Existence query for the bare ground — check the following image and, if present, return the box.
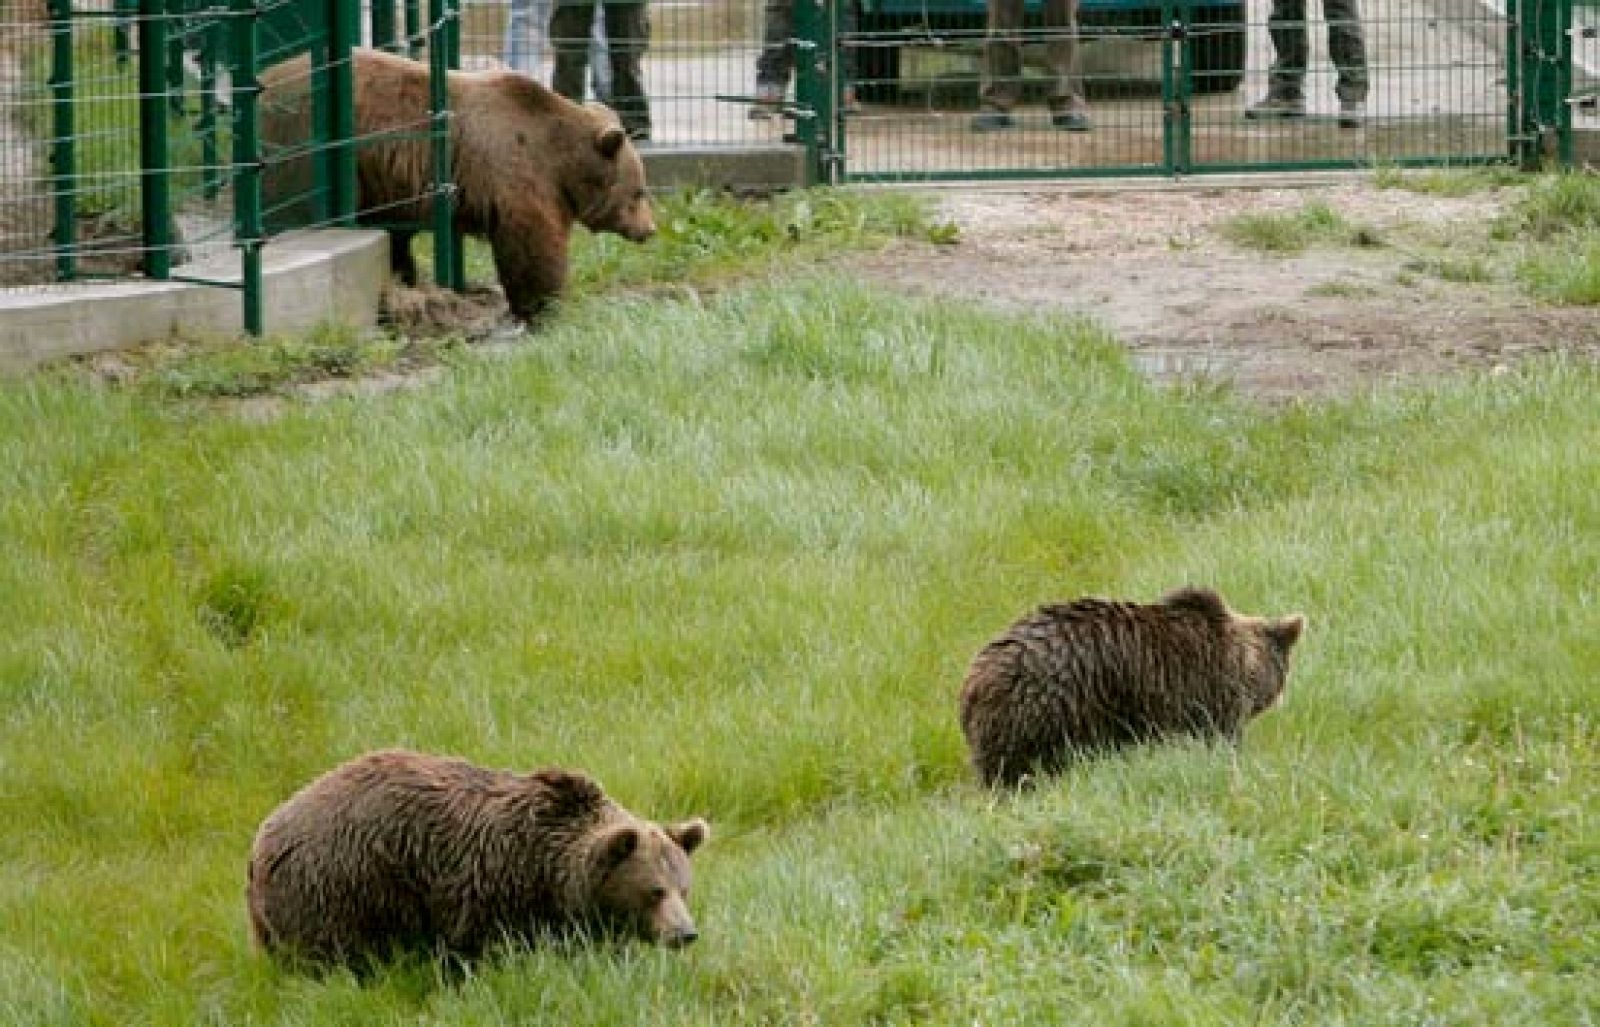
[846,179,1600,400]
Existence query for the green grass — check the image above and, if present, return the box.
[1365,172,1600,304]
[132,188,939,398]
[1517,233,1600,304]
[1218,200,1381,253]
[3,205,1599,1022]
[1372,164,1525,197]
[415,186,946,295]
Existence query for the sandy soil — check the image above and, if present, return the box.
[846,179,1600,400]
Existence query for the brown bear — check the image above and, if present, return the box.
[258,48,655,322]
[959,587,1305,787]
[247,749,708,966]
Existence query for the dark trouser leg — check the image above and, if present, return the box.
[1042,0,1086,115]
[1265,0,1308,100]
[1324,0,1368,102]
[550,0,598,101]
[605,0,651,138]
[979,0,1026,112]
[755,0,795,88]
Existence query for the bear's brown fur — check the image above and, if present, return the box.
[959,587,1305,787]
[258,48,655,322]
[247,749,708,965]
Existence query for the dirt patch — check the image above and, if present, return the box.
[381,282,513,338]
[848,180,1600,400]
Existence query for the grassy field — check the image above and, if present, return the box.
[2,183,1598,1024]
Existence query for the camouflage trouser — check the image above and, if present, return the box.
[552,0,651,137]
[978,0,1087,116]
[1266,0,1369,103]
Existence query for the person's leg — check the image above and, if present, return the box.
[550,0,597,100]
[503,0,531,72]
[590,8,613,100]
[605,0,651,139]
[755,0,795,89]
[1264,0,1307,101]
[1323,0,1368,104]
[976,0,1025,126]
[1043,0,1089,128]
[1246,0,1307,116]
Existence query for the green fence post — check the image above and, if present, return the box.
[1517,0,1574,167]
[427,0,459,290]
[329,0,359,224]
[445,0,463,282]
[1173,3,1193,174]
[792,0,834,184]
[1506,0,1521,162]
[231,0,263,335]
[48,0,75,281]
[138,0,172,279]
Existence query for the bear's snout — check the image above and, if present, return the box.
[662,926,699,948]
[621,217,655,244]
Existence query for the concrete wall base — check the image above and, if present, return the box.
[642,144,808,195]
[0,228,390,375]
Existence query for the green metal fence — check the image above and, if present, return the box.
[0,0,1588,339]
[0,0,460,334]
[812,0,1577,181]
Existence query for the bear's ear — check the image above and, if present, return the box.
[599,825,640,868]
[596,126,627,160]
[1159,586,1230,622]
[670,818,709,856]
[1267,614,1305,650]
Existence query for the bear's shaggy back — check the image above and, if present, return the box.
[959,587,1304,786]
[248,750,628,963]
[258,48,654,320]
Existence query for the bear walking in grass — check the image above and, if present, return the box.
[959,587,1305,787]
[259,48,656,323]
[247,749,708,966]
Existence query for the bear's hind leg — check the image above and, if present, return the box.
[389,229,419,287]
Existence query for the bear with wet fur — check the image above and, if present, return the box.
[247,749,708,966]
[959,587,1305,787]
[258,48,655,322]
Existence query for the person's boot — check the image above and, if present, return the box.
[971,107,1016,132]
[1245,94,1306,119]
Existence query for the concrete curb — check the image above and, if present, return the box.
[0,228,389,375]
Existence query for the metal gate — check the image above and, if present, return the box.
[789,0,1575,181]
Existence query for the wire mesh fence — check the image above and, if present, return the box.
[0,0,1588,320]
[836,0,1519,180]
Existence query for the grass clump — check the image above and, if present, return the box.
[1517,234,1600,304]
[1372,164,1525,197]
[1219,200,1379,253]
[2,273,1598,1023]
[1493,172,1600,241]
[421,186,939,297]
[131,322,432,399]
[1403,253,1492,285]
